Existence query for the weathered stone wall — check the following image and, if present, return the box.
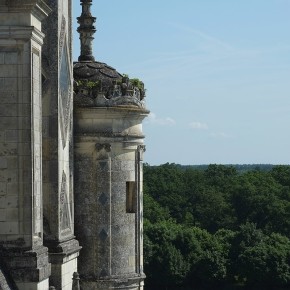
[0,2,51,289]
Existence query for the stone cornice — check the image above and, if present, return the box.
[0,26,45,45]
[74,134,146,142]
[6,0,51,20]
[74,106,150,117]
[33,0,52,20]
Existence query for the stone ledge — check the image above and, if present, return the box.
[80,273,146,290]
[0,246,51,283]
[45,238,81,264]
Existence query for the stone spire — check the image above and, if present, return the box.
[77,0,96,61]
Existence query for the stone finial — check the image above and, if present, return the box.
[72,272,81,290]
[77,0,96,61]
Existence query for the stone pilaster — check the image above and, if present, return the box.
[0,2,51,289]
[42,0,81,289]
[136,144,146,287]
[74,107,148,290]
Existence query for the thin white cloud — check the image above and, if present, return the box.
[168,23,234,51]
[146,112,176,126]
[189,122,208,130]
[123,22,290,83]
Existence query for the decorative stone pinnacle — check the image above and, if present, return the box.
[72,272,81,290]
[77,0,96,62]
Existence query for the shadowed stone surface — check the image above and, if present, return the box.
[0,264,16,290]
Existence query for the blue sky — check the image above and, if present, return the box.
[72,1,290,165]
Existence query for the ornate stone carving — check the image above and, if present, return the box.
[137,145,146,161]
[137,145,146,152]
[74,75,146,109]
[77,0,96,61]
[60,171,72,235]
[59,33,72,149]
[59,15,66,65]
[73,13,147,109]
[95,143,111,152]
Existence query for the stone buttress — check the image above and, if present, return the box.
[42,0,81,289]
[0,1,51,289]
[73,1,149,289]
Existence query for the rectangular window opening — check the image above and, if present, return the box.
[126,181,137,213]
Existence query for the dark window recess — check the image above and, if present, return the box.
[126,181,137,213]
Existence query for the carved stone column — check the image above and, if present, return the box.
[0,1,51,289]
[42,0,81,289]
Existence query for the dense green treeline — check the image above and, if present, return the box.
[162,163,275,173]
[143,163,290,290]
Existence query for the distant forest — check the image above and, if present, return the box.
[143,163,290,290]
[150,163,277,173]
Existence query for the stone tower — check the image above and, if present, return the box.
[73,1,149,289]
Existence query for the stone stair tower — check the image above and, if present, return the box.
[73,1,149,289]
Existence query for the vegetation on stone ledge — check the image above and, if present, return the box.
[130,78,145,90]
[143,163,290,290]
[76,79,100,89]
[121,74,145,91]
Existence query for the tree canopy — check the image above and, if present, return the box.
[143,163,290,289]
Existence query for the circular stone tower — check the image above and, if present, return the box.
[73,1,149,289]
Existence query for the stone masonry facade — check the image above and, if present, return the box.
[0,1,148,290]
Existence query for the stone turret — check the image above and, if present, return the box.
[73,1,149,289]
